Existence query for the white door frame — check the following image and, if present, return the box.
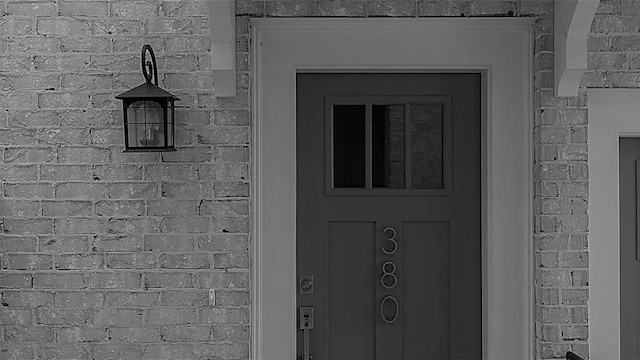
[588,89,640,360]
[251,18,535,360]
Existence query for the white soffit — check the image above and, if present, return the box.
[208,0,236,97]
[554,0,599,97]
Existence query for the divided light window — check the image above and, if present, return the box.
[326,97,452,196]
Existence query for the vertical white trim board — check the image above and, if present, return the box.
[588,89,640,360]
[251,18,535,360]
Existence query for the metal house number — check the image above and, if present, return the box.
[380,227,399,324]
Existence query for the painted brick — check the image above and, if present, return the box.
[0,18,34,35]
[146,164,198,181]
[42,165,93,181]
[213,252,250,269]
[144,234,197,252]
[561,289,589,305]
[90,272,141,289]
[560,252,589,268]
[199,163,248,181]
[0,345,33,360]
[159,216,210,233]
[37,345,91,360]
[539,324,561,341]
[144,272,193,288]
[104,291,159,307]
[8,36,60,52]
[34,273,86,289]
[211,216,249,233]
[2,290,52,307]
[161,147,212,163]
[160,289,208,306]
[0,236,37,252]
[56,326,108,343]
[37,308,90,325]
[61,36,112,53]
[196,343,250,360]
[571,270,589,286]
[6,1,56,16]
[212,181,249,197]
[212,324,249,342]
[92,19,143,36]
[197,271,249,289]
[561,325,588,341]
[147,308,197,324]
[56,183,108,199]
[106,253,157,269]
[39,235,89,253]
[94,164,144,181]
[4,219,54,234]
[94,200,145,217]
[142,344,196,360]
[108,326,160,342]
[106,218,160,234]
[8,110,59,128]
[91,344,142,359]
[536,288,560,305]
[0,200,40,217]
[107,182,157,199]
[148,199,197,216]
[165,35,210,52]
[161,182,212,198]
[0,165,37,181]
[199,234,248,251]
[570,306,589,323]
[540,307,570,323]
[111,0,159,17]
[161,325,210,342]
[54,291,104,308]
[5,148,56,164]
[91,234,143,252]
[537,268,571,287]
[199,307,249,324]
[159,253,210,269]
[570,234,588,250]
[147,18,207,35]
[57,253,104,270]
[162,0,208,17]
[213,145,250,162]
[43,200,92,217]
[4,325,54,342]
[55,217,108,234]
[540,343,572,359]
[92,308,143,325]
[4,254,53,270]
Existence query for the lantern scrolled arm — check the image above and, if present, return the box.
[115,45,179,152]
[141,44,158,86]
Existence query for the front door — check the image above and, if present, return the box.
[296,73,482,359]
[620,138,640,359]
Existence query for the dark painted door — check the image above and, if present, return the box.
[296,73,481,359]
[620,138,640,360]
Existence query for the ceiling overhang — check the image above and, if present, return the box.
[554,0,599,97]
[208,0,236,97]
[208,0,599,98]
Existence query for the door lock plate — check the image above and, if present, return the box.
[299,306,314,329]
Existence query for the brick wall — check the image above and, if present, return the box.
[0,0,638,359]
[0,1,250,359]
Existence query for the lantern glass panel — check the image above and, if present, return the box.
[126,100,165,149]
[167,100,174,147]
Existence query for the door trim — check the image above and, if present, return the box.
[251,18,535,360]
[587,89,640,360]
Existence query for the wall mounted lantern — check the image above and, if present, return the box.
[115,45,179,152]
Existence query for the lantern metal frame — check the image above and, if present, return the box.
[115,45,179,152]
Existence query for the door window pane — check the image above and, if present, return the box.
[410,103,444,189]
[333,105,366,188]
[372,104,405,188]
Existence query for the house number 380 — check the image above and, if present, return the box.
[380,227,399,324]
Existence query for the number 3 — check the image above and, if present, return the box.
[381,227,397,255]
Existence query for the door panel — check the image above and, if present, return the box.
[328,221,376,359]
[297,73,481,360]
[620,138,640,360]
